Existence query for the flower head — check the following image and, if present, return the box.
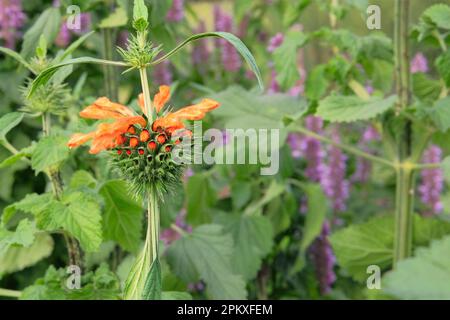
[68,85,219,196]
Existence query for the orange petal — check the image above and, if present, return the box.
[153,85,171,113]
[138,93,146,114]
[152,113,184,132]
[67,132,96,148]
[172,99,220,121]
[80,97,135,119]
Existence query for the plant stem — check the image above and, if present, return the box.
[139,67,153,120]
[147,188,160,264]
[42,112,82,268]
[102,28,119,101]
[292,125,395,168]
[0,288,21,298]
[393,0,414,266]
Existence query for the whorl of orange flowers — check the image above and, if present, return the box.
[68,85,220,154]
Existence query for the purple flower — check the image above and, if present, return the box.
[310,220,336,295]
[166,0,184,22]
[267,33,284,53]
[287,133,302,159]
[419,145,444,216]
[0,0,26,49]
[320,128,350,213]
[71,13,91,35]
[268,69,280,94]
[410,52,428,74]
[192,22,210,67]
[352,126,380,183]
[153,59,172,86]
[160,209,192,246]
[301,116,325,182]
[55,22,71,47]
[214,5,241,72]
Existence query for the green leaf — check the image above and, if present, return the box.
[2,193,54,225]
[291,184,329,274]
[31,135,70,174]
[21,7,61,59]
[186,174,217,225]
[217,214,273,280]
[133,0,149,31]
[305,65,328,100]
[330,214,450,281]
[0,152,27,169]
[422,4,450,30]
[0,234,53,276]
[99,8,128,28]
[0,219,37,255]
[38,191,103,252]
[53,31,95,64]
[99,180,143,252]
[273,30,308,90]
[69,170,97,189]
[142,258,162,300]
[28,57,129,98]
[316,95,397,123]
[412,72,441,102]
[383,235,450,299]
[151,32,263,91]
[0,47,35,73]
[244,180,285,215]
[436,50,450,87]
[35,35,47,60]
[428,97,450,132]
[0,112,24,141]
[148,0,173,26]
[167,224,247,299]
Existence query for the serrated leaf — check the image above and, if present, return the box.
[0,219,36,255]
[167,224,247,299]
[412,72,441,101]
[37,191,102,252]
[0,112,24,141]
[383,235,450,299]
[21,8,61,59]
[0,234,53,275]
[428,97,450,132]
[217,214,273,280]
[99,180,143,252]
[185,173,217,225]
[31,135,70,174]
[69,170,97,189]
[316,95,396,122]
[422,4,450,30]
[142,258,162,300]
[2,193,54,225]
[273,30,308,90]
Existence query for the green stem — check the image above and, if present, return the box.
[0,288,21,298]
[293,125,395,168]
[413,163,441,170]
[102,28,119,101]
[147,188,160,265]
[42,112,82,268]
[139,67,153,120]
[393,0,414,266]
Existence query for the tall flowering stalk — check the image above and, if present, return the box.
[166,0,184,22]
[320,128,350,214]
[192,22,210,72]
[0,0,25,49]
[418,145,444,216]
[309,221,336,295]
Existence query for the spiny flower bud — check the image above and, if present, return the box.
[140,129,150,142]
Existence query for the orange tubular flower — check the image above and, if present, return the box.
[68,97,146,154]
[68,85,219,154]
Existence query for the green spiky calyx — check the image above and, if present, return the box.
[110,123,186,199]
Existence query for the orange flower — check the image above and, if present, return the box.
[68,97,146,154]
[68,85,219,154]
